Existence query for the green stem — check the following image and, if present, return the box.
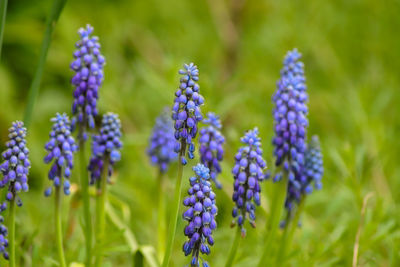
[157,170,166,261]
[225,227,242,267]
[55,184,67,267]
[94,157,110,267]
[23,0,67,127]
[8,197,15,267]
[0,0,8,60]
[257,173,288,267]
[134,250,144,267]
[79,140,93,267]
[161,150,184,267]
[276,197,305,264]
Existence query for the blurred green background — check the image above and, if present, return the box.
[1,0,400,266]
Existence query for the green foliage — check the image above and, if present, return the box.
[1,0,399,266]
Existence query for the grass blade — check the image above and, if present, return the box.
[0,0,7,60]
[23,0,68,127]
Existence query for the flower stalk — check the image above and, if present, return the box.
[225,227,241,267]
[94,156,110,267]
[162,147,184,267]
[8,197,15,267]
[55,182,67,267]
[257,173,287,267]
[79,140,93,266]
[276,197,305,264]
[157,170,166,261]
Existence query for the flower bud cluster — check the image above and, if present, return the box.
[147,108,177,173]
[231,128,267,235]
[172,63,204,165]
[199,113,225,189]
[88,112,122,185]
[70,24,105,140]
[182,164,217,267]
[44,113,77,196]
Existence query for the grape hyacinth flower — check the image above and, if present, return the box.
[199,113,225,189]
[43,113,76,267]
[147,108,178,260]
[147,108,178,173]
[272,49,308,182]
[44,113,78,196]
[70,24,105,141]
[163,63,204,267]
[182,164,217,267]
[0,121,30,264]
[0,121,30,204]
[283,135,324,220]
[172,63,204,165]
[258,49,309,267]
[302,135,323,193]
[70,24,105,266]
[231,128,267,235]
[88,112,122,185]
[89,112,122,266]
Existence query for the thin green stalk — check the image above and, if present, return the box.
[8,196,15,267]
[157,170,166,261]
[225,227,242,267]
[79,140,93,267]
[94,157,110,267]
[55,184,67,267]
[257,173,288,267]
[0,0,8,60]
[162,149,184,267]
[276,198,305,264]
[23,0,67,127]
[134,250,144,267]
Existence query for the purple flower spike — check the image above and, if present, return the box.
[272,48,309,223]
[0,121,30,260]
[283,135,324,223]
[231,128,267,235]
[199,112,225,189]
[182,164,216,267]
[88,112,122,185]
[70,24,105,141]
[44,113,78,196]
[0,121,30,200]
[147,108,178,173]
[272,48,308,178]
[303,136,324,192]
[172,63,204,165]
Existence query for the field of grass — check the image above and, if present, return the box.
[0,0,400,266]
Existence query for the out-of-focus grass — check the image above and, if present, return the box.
[1,0,400,266]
